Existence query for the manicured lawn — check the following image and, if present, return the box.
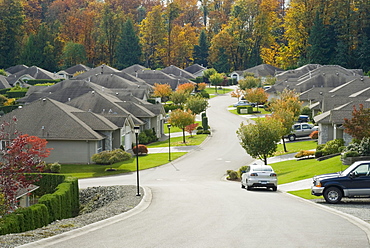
[288,189,323,200]
[60,153,186,179]
[271,156,344,185]
[204,87,233,95]
[163,121,202,133]
[274,140,317,155]
[147,134,208,148]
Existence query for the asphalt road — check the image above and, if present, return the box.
[22,93,370,247]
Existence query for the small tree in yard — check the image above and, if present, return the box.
[343,104,370,140]
[237,118,283,165]
[185,123,199,137]
[0,119,52,213]
[209,73,224,93]
[153,83,172,103]
[177,82,195,94]
[231,89,243,101]
[168,109,195,143]
[244,88,269,111]
[186,95,209,115]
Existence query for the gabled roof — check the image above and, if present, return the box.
[244,64,283,77]
[18,80,104,104]
[5,65,28,75]
[0,75,11,89]
[116,101,155,118]
[184,64,206,74]
[0,98,118,140]
[121,64,147,75]
[6,66,62,86]
[127,69,183,90]
[63,64,91,74]
[72,64,120,80]
[161,65,196,79]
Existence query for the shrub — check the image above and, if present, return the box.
[92,149,132,164]
[226,170,238,180]
[315,150,324,158]
[324,139,344,155]
[196,125,203,130]
[295,150,315,158]
[359,137,370,156]
[342,151,359,158]
[133,144,148,155]
[50,162,61,173]
[309,131,318,139]
[238,166,248,178]
[196,130,203,135]
[202,130,211,135]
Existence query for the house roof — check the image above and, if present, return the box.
[5,65,29,75]
[161,65,196,79]
[0,75,11,89]
[63,64,91,75]
[72,64,120,80]
[184,64,206,75]
[127,69,183,90]
[121,64,148,75]
[17,80,105,104]
[6,66,62,86]
[0,98,118,140]
[244,64,283,77]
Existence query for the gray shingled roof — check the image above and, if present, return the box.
[184,64,206,74]
[0,75,11,89]
[121,64,147,75]
[0,98,117,140]
[5,65,29,75]
[161,65,196,79]
[244,64,283,77]
[72,64,120,80]
[63,64,91,74]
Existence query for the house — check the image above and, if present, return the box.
[0,98,123,164]
[5,65,29,75]
[184,64,206,78]
[314,101,370,145]
[161,65,196,80]
[230,64,283,82]
[5,66,63,87]
[57,64,91,79]
[0,75,11,89]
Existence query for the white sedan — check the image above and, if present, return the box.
[241,164,278,191]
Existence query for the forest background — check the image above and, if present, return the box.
[1,0,370,74]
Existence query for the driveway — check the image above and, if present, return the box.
[23,92,370,248]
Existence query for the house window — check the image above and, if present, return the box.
[0,140,9,150]
[97,139,104,153]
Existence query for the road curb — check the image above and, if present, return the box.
[283,191,370,243]
[18,186,153,248]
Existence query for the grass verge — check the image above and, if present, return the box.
[147,134,208,148]
[288,189,323,200]
[60,152,186,179]
[274,140,317,156]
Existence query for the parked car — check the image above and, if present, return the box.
[241,164,278,191]
[285,123,318,141]
[233,100,255,107]
[311,161,370,203]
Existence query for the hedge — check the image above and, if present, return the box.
[0,175,79,235]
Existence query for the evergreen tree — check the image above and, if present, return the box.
[115,18,142,69]
[0,0,25,68]
[61,42,87,68]
[193,29,209,67]
[20,24,61,72]
[356,29,370,73]
[306,12,336,65]
[212,47,230,73]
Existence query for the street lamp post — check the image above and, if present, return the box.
[134,126,140,196]
[167,124,171,161]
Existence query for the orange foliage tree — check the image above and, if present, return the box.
[153,83,172,102]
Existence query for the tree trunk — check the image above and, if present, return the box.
[182,128,186,143]
[282,136,287,152]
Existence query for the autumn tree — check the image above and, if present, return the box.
[237,117,283,165]
[269,89,302,152]
[343,104,370,141]
[115,18,142,69]
[170,24,197,68]
[244,88,268,111]
[185,95,209,115]
[168,109,195,143]
[231,89,244,101]
[238,76,260,90]
[177,82,195,94]
[153,83,172,103]
[0,119,51,213]
[140,5,166,68]
[185,123,199,137]
[202,68,217,83]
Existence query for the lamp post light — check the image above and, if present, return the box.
[167,124,171,161]
[134,126,140,196]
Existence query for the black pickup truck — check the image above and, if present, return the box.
[311,161,370,203]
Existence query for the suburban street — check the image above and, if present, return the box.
[24,93,370,247]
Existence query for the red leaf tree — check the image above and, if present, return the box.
[185,123,199,137]
[343,104,370,140]
[0,118,52,213]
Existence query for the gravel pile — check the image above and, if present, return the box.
[0,185,143,248]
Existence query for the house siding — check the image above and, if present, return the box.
[46,140,98,164]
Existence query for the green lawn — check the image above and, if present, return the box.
[204,87,233,95]
[274,140,317,156]
[60,153,186,179]
[147,134,208,148]
[271,155,344,185]
[163,121,202,133]
[288,189,323,200]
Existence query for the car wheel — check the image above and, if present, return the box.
[271,186,277,191]
[288,134,296,141]
[247,185,253,190]
[241,183,245,189]
[323,187,342,204]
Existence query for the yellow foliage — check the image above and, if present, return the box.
[3,98,16,106]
